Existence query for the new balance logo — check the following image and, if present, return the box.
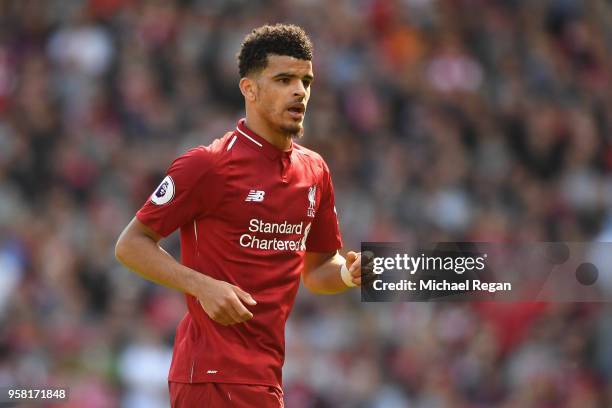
[245,190,265,202]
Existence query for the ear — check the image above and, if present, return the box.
[239,77,257,102]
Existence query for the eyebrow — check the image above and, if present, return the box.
[272,72,314,81]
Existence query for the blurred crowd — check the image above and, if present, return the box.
[0,0,611,406]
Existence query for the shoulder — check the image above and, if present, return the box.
[169,132,234,176]
[293,143,330,174]
[185,131,234,159]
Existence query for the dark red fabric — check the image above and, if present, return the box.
[169,382,284,408]
[136,119,342,389]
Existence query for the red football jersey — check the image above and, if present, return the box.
[136,119,342,389]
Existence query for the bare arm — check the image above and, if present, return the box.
[302,250,361,294]
[115,217,199,292]
[115,217,256,325]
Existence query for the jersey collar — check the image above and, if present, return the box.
[236,119,293,161]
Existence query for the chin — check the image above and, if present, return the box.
[280,123,304,138]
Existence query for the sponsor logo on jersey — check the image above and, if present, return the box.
[151,175,175,205]
[300,222,312,250]
[307,185,316,217]
[245,190,265,202]
[239,218,311,251]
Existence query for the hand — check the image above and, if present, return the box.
[346,251,362,286]
[196,276,257,326]
[345,250,375,287]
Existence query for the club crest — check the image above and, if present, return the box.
[307,185,316,217]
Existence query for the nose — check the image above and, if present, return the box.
[293,81,306,99]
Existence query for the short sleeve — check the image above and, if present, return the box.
[136,147,219,237]
[305,161,343,252]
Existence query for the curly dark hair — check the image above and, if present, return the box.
[238,24,313,78]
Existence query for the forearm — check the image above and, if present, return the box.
[115,230,205,296]
[303,252,349,294]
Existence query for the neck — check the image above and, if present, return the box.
[244,113,292,151]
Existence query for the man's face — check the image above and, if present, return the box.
[251,55,313,137]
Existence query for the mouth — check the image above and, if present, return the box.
[287,103,305,119]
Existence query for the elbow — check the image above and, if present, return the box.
[301,271,316,293]
[302,270,330,294]
[114,234,129,265]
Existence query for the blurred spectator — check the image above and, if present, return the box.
[0,0,611,406]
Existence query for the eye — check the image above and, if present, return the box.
[278,78,290,84]
[302,80,311,88]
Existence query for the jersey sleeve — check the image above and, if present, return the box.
[305,161,343,252]
[136,147,220,238]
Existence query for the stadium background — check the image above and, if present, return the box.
[0,0,611,406]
